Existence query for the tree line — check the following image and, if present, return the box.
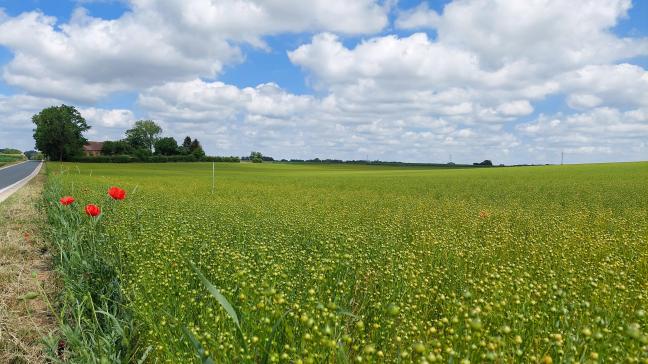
[31,104,238,162]
[101,119,206,159]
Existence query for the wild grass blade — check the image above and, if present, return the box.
[189,260,241,330]
[261,310,291,364]
[182,327,215,364]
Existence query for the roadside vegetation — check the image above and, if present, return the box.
[0,149,27,167]
[41,167,143,362]
[45,161,648,362]
[0,169,56,363]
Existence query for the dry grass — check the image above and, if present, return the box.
[0,170,57,363]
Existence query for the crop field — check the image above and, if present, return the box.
[48,162,648,363]
[0,153,25,167]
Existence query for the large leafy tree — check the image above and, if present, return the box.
[32,105,90,161]
[125,120,162,153]
[102,140,133,155]
[154,137,179,156]
[250,151,263,163]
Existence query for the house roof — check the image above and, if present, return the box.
[83,141,104,152]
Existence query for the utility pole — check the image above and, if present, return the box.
[211,162,215,194]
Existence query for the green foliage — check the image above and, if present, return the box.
[132,148,153,160]
[70,155,136,163]
[125,120,162,153]
[102,140,133,156]
[32,104,90,161]
[250,151,263,163]
[154,137,179,156]
[192,146,206,159]
[0,148,22,154]
[474,159,494,166]
[24,150,44,160]
[201,156,240,163]
[181,136,193,154]
[0,154,25,163]
[42,172,144,362]
[189,261,242,331]
[70,155,240,163]
[51,162,648,362]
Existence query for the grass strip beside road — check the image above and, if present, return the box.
[0,168,57,363]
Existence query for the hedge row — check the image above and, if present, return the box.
[69,155,240,163]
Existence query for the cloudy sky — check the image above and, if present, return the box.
[0,0,647,164]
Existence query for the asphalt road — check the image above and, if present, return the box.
[0,161,41,190]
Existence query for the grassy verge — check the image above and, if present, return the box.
[0,168,56,362]
[0,154,26,167]
[42,165,145,362]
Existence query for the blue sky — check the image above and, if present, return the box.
[0,0,647,164]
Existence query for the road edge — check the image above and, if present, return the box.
[0,161,43,203]
[0,159,28,171]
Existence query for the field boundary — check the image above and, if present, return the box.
[0,159,28,171]
[0,167,57,363]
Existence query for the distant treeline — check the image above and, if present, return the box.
[70,155,240,163]
[0,148,22,155]
[266,158,495,168]
[241,153,507,167]
[0,148,43,161]
[243,156,555,167]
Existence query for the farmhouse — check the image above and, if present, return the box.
[83,141,104,157]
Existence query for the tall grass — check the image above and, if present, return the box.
[0,153,26,166]
[41,167,148,362]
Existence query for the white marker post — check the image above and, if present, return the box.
[212,162,215,194]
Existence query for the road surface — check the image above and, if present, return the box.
[0,161,42,203]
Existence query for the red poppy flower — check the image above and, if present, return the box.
[85,204,101,217]
[60,196,75,205]
[108,186,126,200]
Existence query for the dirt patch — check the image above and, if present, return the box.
[0,169,57,363]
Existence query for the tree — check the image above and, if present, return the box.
[181,136,192,154]
[189,138,199,152]
[190,138,205,158]
[32,105,90,161]
[23,150,37,159]
[102,140,132,155]
[192,145,206,159]
[473,160,493,166]
[155,137,179,156]
[0,148,22,154]
[24,150,44,160]
[125,120,162,153]
[250,151,263,163]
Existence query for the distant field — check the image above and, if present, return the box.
[0,153,25,167]
[51,162,648,362]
